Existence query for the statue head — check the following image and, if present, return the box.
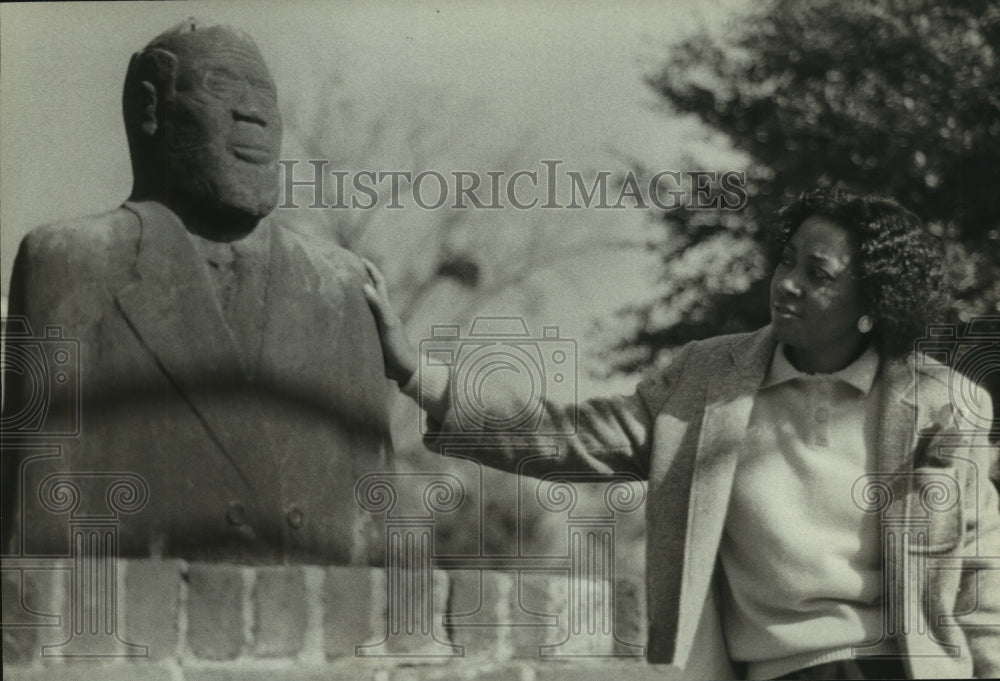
[123,19,283,240]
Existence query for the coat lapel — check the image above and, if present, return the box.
[675,326,777,663]
[114,200,280,504]
[871,355,921,557]
[875,355,919,476]
[253,225,334,385]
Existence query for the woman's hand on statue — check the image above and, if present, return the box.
[362,259,418,385]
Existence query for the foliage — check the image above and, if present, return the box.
[613,0,1000,373]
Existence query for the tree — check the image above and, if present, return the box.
[612,0,1000,374]
[277,83,646,561]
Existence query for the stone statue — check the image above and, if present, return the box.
[1,20,391,564]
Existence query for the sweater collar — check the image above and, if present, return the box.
[762,342,880,395]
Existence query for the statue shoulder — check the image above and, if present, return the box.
[271,224,368,284]
[18,207,138,270]
[9,208,138,322]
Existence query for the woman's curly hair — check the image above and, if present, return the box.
[767,187,949,359]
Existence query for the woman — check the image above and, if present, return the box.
[364,187,1000,680]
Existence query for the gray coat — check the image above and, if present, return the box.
[424,325,1000,679]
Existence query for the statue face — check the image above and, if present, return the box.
[164,29,282,229]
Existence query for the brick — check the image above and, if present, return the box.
[508,572,562,658]
[253,566,307,657]
[445,570,508,655]
[532,661,684,681]
[326,566,455,659]
[1,628,36,668]
[185,563,244,660]
[123,559,181,660]
[533,575,615,657]
[388,664,473,681]
[612,577,646,656]
[1,566,67,665]
[446,570,569,659]
[44,556,148,658]
[385,661,533,681]
[2,628,35,668]
[378,569,453,657]
[3,662,173,681]
[467,663,533,681]
[323,566,378,659]
[185,667,379,681]
[2,568,39,665]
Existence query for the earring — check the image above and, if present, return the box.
[857,315,874,334]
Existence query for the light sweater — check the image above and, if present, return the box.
[721,343,894,680]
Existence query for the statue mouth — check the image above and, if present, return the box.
[231,145,274,164]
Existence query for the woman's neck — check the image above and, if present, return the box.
[785,336,872,374]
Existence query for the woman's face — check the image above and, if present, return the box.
[770,215,870,371]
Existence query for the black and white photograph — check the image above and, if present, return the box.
[2,1,999,680]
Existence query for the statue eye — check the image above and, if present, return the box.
[203,69,241,97]
[249,78,278,101]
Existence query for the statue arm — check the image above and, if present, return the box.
[2,234,39,552]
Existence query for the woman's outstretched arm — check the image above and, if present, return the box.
[362,259,690,479]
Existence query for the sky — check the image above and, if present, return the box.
[0,0,751,394]
[0,0,748,281]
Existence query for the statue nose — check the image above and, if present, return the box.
[232,86,272,128]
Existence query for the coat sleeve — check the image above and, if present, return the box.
[1,229,59,552]
[1,220,111,553]
[953,387,1000,678]
[1,237,30,552]
[409,343,695,480]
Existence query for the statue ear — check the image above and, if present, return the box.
[139,81,158,136]
[123,49,177,140]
